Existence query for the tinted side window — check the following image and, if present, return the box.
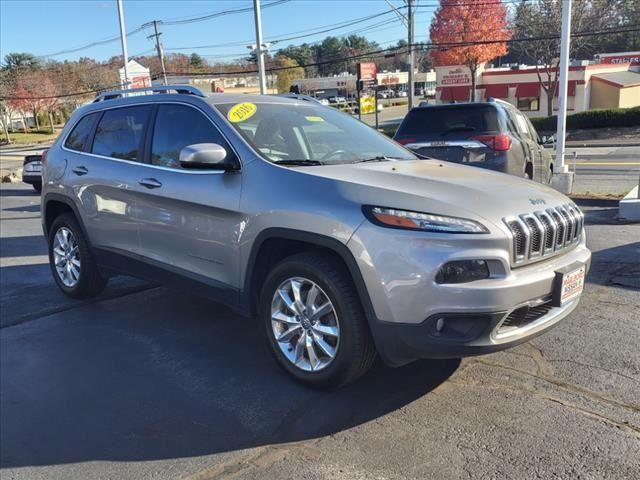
[92,106,151,161]
[64,113,98,152]
[513,111,532,139]
[151,104,229,168]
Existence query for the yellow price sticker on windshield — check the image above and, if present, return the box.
[305,116,324,122]
[228,102,257,123]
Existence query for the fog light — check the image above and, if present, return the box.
[435,317,445,333]
[435,260,489,284]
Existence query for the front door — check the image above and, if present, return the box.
[134,103,243,291]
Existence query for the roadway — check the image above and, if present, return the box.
[1,183,638,479]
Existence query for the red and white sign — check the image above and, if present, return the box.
[441,67,471,85]
[596,52,640,66]
[358,62,377,81]
[560,265,586,305]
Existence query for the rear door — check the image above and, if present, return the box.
[511,109,540,180]
[134,102,243,292]
[524,115,553,183]
[64,105,152,255]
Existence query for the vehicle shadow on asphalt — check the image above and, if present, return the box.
[0,287,459,468]
[587,241,640,291]
[0,234,46,257]
[0,188,38,197]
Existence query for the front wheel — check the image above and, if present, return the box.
[48,213,107,299]
[260,252,376,388]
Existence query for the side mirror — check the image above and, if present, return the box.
[540,135,555,145]
[179,143,238,171]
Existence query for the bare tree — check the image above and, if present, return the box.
[511,0,617,117]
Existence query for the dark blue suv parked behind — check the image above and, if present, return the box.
[394,99,554,183]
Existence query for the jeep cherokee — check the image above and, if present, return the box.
[42,85,590,388]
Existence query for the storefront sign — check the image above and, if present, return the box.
[441,68,471,85]
[358,62,377,81]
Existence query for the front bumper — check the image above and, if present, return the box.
[22,174,41,185]
[348,221,591,366]
[368,295,581,366]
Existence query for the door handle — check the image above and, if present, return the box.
[138,178,162,189]
[72,166,88,176]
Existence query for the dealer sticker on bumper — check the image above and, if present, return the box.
[554,264,586,306]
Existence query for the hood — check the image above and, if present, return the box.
[298,159,573,230]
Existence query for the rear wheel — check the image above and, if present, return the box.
[48,213,107,299]
[525,162,534,180]
[261,252,376,388]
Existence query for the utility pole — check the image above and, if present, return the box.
[147,20,168,85]
[407,0,414,111]
[253,0,267,94]
[116,0,130,90]
[553,0,574,193]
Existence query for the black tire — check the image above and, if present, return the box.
[260,251,376,389]
[32,182,42,193]
[525,162,534,180]
[48,213,107,299]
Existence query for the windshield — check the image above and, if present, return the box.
[214,101,415,165]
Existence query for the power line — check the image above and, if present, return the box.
[165,8,406,52]
[34,0,292,59]
[161,0,291,25]
[5,25,640,101]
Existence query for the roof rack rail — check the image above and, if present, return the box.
[486,97,511,106]
[93,84,206,103]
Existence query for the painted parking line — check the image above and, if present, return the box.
[0,255,48,267]
[572,162,640,166]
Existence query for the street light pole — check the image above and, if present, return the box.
[253,0,267,94]
[407,0,414,110]
[553,0,574,193]
[116,0,130,90]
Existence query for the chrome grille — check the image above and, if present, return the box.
[504,204,584,266]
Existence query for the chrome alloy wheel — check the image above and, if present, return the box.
[52,227,81,287]
[271,277,340,372]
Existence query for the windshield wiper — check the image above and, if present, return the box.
[272,159,324,166]
[356,156,404,163]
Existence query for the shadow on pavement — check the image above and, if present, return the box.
[587,241,640,291]
[0,234,47,257]
[0,287,459,468]
[0,188,38,197]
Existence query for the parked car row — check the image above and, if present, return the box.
[41,85,589,389]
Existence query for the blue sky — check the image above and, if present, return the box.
[0,0,437,63]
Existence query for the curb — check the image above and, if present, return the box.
[570,197,621,207]
[565,142,640,148]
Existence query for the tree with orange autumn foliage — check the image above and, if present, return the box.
[430,0,511,101]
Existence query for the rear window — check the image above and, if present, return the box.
[64,113,98,152]
[91,106,151,161]
[398,106,500,136]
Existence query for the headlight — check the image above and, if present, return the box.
[363,206,489,234]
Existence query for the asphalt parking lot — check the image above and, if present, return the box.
[1,184,638,480]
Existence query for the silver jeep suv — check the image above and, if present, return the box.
[42,85,591,388]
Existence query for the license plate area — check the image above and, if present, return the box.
[24,161,42,173]
[552,263,586,307]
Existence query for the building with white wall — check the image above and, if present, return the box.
[434,53,640,117]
